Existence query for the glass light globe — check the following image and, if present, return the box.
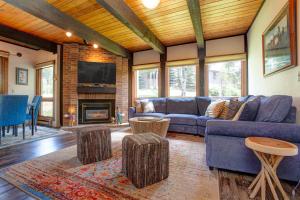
[142,0,160,9]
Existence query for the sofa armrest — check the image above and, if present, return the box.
[128,107,136,119]
[206,120,300,143]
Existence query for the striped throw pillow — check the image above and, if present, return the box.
[205,100,226,118]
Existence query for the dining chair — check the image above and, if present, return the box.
[0,95,28,144]
[26,96,42,135]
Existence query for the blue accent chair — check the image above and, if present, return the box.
[26,96,42,135]
[0,95,29,144]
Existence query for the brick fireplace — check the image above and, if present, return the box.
[62,43,128,126]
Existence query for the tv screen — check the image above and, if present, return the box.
[78,61,116,84]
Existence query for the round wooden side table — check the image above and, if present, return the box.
[245,137,298,200]
[129,117,170,137]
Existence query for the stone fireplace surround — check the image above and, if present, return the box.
[62,43,128,126]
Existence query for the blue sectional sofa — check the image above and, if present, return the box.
[129,97,212,136]
[206,95,300,182]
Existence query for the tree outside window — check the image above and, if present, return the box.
[168,65,196,97]
[208,60,242,97]
[136,68,159,98]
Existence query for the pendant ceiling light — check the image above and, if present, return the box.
[142,0,160,9]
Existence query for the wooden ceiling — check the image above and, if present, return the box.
[0,0,264,53]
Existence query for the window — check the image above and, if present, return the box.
[37,64,54,118]
[168,64,197,97]
[135,68,159,98]
[207,60,244,97]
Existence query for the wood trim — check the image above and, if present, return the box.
[4,0,129,57]
[131,70,137,106]
[132,63,160,70]
[35,60,55,69]
[160,49,167,97]
[166,58,199,66]
[0,57,9,94]
[205,53,247,63]
[241,60,247,96]
[0,50,9,58]
[186,0,204,48]
[96,0,165,54]
[198,46,205,96]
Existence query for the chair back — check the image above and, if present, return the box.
[0,95,28,126]
[31,96,42,124]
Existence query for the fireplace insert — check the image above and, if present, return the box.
[78,99,115,124]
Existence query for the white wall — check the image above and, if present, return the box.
[206,35,245,57]
[247,0,300,124]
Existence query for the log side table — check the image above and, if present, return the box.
[129,117,170,137]
[245,137,298,200]
[74,126,112,165]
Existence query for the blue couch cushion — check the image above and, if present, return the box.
[255,95,293,122]
[239,97,260,121]
[149,98,167,113]
[283,106,297,123]
[165,114,198,125]
[167,98,198,115]
[134,112,165,118]
[196,96,211,115]
[238,95,253,102]
[197,116,214,126]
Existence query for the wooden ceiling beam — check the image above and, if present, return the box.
[4,0,130,57]
[0,24,57,53]
[96,0,165,54]
[186,0,204,48]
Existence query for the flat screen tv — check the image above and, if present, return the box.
[78,61,116,85]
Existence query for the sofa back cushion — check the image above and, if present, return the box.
[238,97,261,121]
[167,98,198,115]
[195,96,211,115]
[149,98,167,113]
[283,106,297,123]
[255,95,293,122]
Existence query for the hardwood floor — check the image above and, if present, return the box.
[0,132,299,200]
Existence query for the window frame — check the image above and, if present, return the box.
[204,54,247,98]
[131,63,161,104]
[35,61,55,123]
[165,59,200,97]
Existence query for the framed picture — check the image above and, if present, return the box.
[16,67,28,85]
[262,0,297,76]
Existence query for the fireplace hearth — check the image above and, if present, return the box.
[78,99,115,124]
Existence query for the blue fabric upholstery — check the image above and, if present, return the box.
[238,95,253,102]
[198,126,206,136]
[239,97,260,121]
[195,97,211,115]
[165,114,198,126]
[206,135,300,181]
[283,106,297,123]
[255,95,293,122]
[26,96,42,127]
[168,124,198,135]
[166,98,198,115]
[0,95,28,126]
[197,116,214,126]
[206,120,300,143]
[149,98,167,113]
[133,112,166,118]
[128,107,136,119]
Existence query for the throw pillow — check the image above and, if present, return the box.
[226,99,244,120]
[238,97,261,121]
[232,103,246,121]
[205,101,226,118]
[141,101,155,113]
[134,100,143,113]
[219,100,230,119]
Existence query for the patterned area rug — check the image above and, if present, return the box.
[0,126,70,149]
[0,129,219,200]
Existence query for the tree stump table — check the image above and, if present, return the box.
[122,132,169,188]
[129,117,170,137]
[74,126,112,165]
[245,137,298,200]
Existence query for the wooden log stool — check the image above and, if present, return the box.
[122,132,169,188]
[245,137,298,200]
[75,126,112,165]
